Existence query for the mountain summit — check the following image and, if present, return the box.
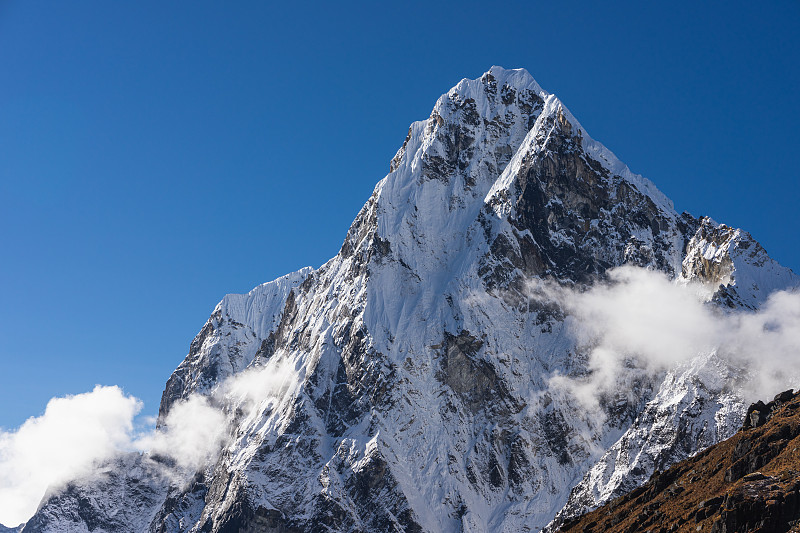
[22,67,798,532]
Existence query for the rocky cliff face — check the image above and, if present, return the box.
[20,67,799,533]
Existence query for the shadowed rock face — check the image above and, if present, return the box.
[556,389,800,533]
[20,68,799,533]
[508,111,679,282]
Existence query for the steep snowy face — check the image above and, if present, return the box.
[159,267,312,417]
[23,454,173,533]
[376,67,547,269]
[22,67,799,533]
[547,352,747,530]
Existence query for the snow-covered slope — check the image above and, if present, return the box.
[21,67,798,533]
[158,267,313,418]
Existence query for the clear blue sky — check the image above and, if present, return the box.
[1,1,798,429]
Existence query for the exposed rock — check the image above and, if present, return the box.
[742,390,796,430]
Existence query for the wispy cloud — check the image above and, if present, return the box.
[529,266,800,411]
[133,394,227,472]
[0,357,299,527]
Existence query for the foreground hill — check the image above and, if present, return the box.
[557,390,800,533]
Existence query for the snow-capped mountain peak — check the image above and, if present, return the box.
[21,67,798,533]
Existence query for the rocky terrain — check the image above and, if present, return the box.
[556,389,800,533]
[16,67,799,532]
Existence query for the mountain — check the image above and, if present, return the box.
[556,389,800,533]
[19,67,799,532]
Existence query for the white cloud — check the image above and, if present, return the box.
[0,357,302,527]
[0,386,141,527]
[133,395,227,472]
[221,358,298,415]
[0,386,230,527]
[727,289,800,398]
[530,266,800,410]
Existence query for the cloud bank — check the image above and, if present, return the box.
[0,386,142,527]
[0,358,297,527]
[530,266,800,410]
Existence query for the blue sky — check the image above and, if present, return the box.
[1,1,798,429]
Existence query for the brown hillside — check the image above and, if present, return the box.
[557,390,800,533]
